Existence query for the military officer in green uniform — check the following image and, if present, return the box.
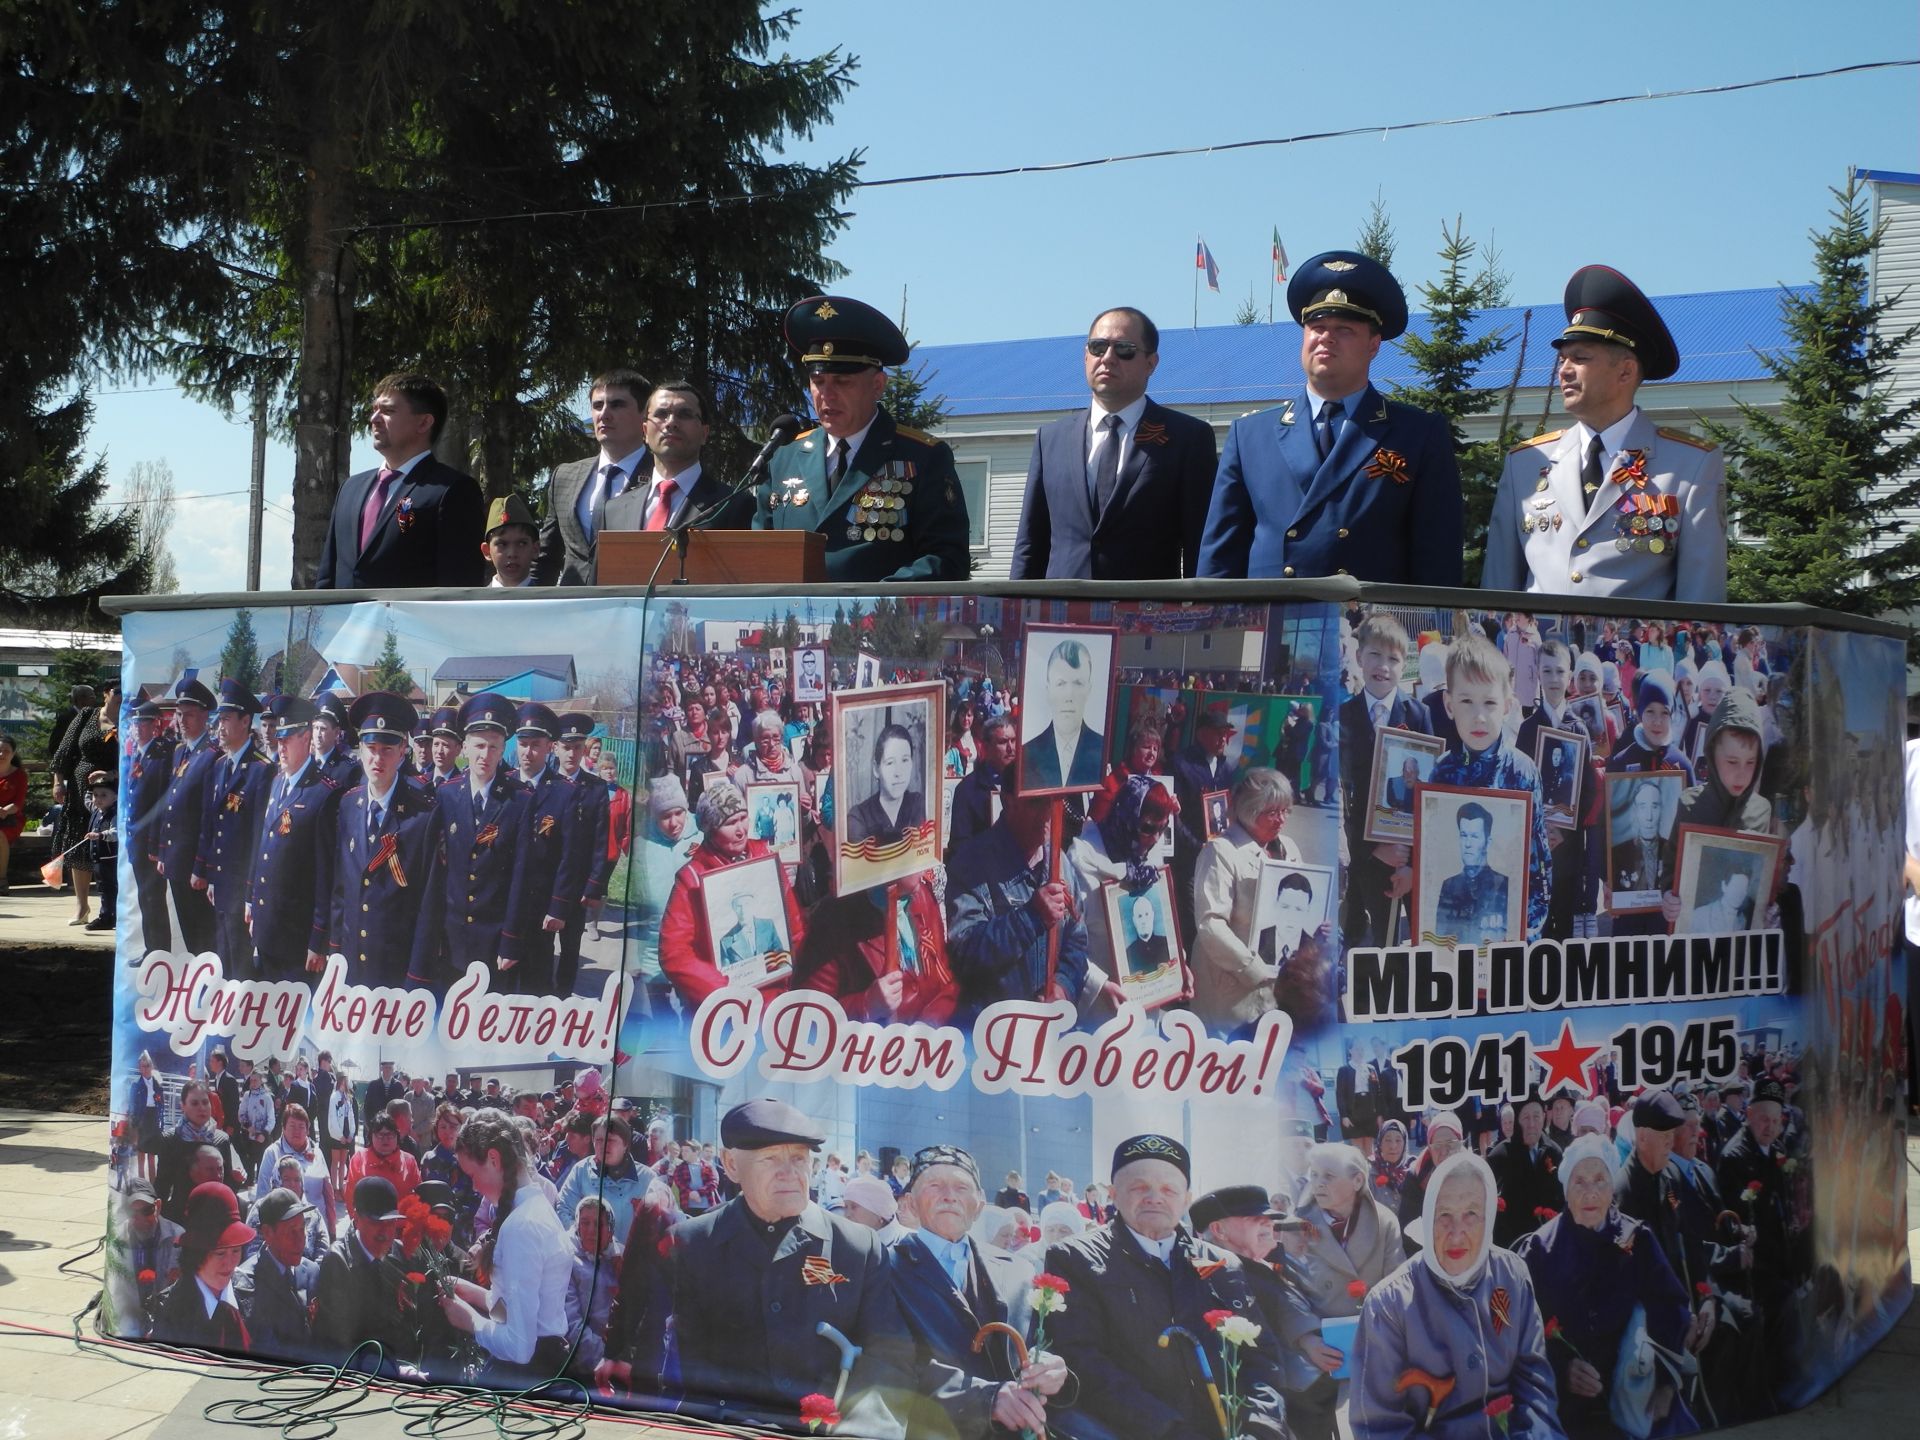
[755,295,971,582]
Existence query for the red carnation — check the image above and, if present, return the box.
[799,1392,841,1431]
[1346,1280,1367,1300]
[404,1271,427,1285]
[425,1216,453,1248]
[1374,1174,1389,1187]
[1695,1281,1712,1298]
[1203,1308,1234,1329]
[137,1268,157,1286]
[1032,1273,1071,1295]
[1544,1317,1561,1340]
[1485,1395,1514,1417]
[1744,1181,1763,1196]
[1496,1197,1507,1212]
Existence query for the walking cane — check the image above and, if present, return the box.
[1157,1325,1230,1438]
[815,1320,862,1413]
[971,1322,1038,1440]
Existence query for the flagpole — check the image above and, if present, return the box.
[1193,235,1199,330]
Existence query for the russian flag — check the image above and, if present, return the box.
[1272,227,1289,282]
[1195,238,1220,292]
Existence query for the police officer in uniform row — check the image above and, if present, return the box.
[246,695,341,981]
[326,693,437,990]
[312,693,363,792]
[195,680,274,974]
[1484,264,1727,602]
[126,699,177,955]
[154,678,219,958]
[756,295,971,582]
[553,710,615,996]
[1199,250,1463,585]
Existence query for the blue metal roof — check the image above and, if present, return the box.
[911,286,1806,417]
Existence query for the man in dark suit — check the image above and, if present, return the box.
[889,1144,1077,1439]
[313,372,485,589]
[756,295,970,582]
[361,1059,405,1137]
[507,702,589,995]
[1434,802,1512,948]
[196,680,275,972]
[126,700,177,953]
[1010,306,1218,579]
[597,379,755,560]
[537,367,649,585]
[664,1098,912,1434]
[156,678,220,957]
[312,1175,418,1376]
[949,716,1016,851]
[1044,1135,1288,1440]
[1198,251,1462,583]
[246,695,339,980]
[310,693,362,792]
[716,892,783,972]
[1487,1095,1564,1249]
[233,1187,318,1360]
[1020,638,1105,791]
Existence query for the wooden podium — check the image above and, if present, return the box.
[595,530,827,586]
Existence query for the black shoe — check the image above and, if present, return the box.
[85,916,114,932]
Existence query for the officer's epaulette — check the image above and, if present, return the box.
[793,426,819,442]
[318,772,338,791]
[1657,426,1714,450]
[1511,429,1563,452]
[893,424,938,445]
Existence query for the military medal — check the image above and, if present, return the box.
[863,527,876,541]
[890,527,905,542]
[537,814,555,837]
[1650,537,1665,554]
[1535,477,1549,493]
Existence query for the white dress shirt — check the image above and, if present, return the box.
[470,1183,574,1365]
[1085,394,1149,476]
[643,461,704,528]
[576,446,647,535]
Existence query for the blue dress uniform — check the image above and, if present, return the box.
[507,703,588,997]
[1198,252,1463,584]
[554,712,612,999]
[1483,265,1727,603]
[413,692,533,990]
[326,693,435,989]
[157,680,220,957]
[754,296,970,582]
[195,682,274,973]
[246,696,341,981]
[312,693,364,792]
[126,703,177,954]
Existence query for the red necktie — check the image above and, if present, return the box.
[645,480,677,531]
[359,468,398,553]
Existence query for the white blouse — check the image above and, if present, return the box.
[471,1183,574,1365]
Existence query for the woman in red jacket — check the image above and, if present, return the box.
[657,780,806,1008]
[0,734,25,893]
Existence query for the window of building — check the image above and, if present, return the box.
[954,459,989,547]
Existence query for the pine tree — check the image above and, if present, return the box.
[882,343,951,433]
[1391,218,1519,584]
[1357,194,1397,270]
[219,609,262,693]
[1233,290,1261,326]
[1704,175,1920,647]
[828,603,854,658]
[365,628,413,695]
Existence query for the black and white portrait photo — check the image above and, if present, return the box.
[854,652,882,690]
[1365,726,1446,845]
[1675,825,1784,935]
[697,853,794,989]
[746,780,801,869]
[1533,725,1587,829]
[1101,867,1185,1010]
[1603,771,1684,912]
[1255,860,1335,962]
[792,644,828,703]
[1414,785,1531,950]
[1017,625,1117,796]
[831,680,943,896]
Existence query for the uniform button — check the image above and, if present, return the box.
[769,1301,782,1314]
[1336,568,1349,576]
[1570,571,1583,582]
[362,904,369,914]
[1337,528,1350,538]
[360,930,367,939]
[1283,566,1295,577]
[1576,539,1588,550]
[1286,528,1298,539]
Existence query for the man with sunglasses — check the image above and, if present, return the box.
[755,294,971,582]
[1198,250,1462,584]
[1010,307,1218,579]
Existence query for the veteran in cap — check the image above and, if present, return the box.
[1043,1134,1290,1439]
[1484,264,1727,602]
[663,1097,913,1435]
[754,295,971,582]
[1198,250,1463,584]
[323,692,436,988]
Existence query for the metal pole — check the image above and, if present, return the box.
[246,375,268,590]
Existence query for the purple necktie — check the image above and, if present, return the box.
[359,468,398,553]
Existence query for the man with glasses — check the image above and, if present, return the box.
[756,295,970,581]
[538,367,652,585]
[1199,250,1462,583]
[601,380,754,543]
[1010,306,1218,579]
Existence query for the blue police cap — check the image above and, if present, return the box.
[719,1097,824,1151]
[132,701,163,722]
[556,712,596,743]
[513,702,561,739]
[347,691,418,744]
[1288,250,1409,340]
[457,691,518,736]
[1553,265,1680,382]
[313,693,352,729]
[784,295,909,374]
[428,706,461,741]
[174,678,216,710]
[268,694,317,737]
[1111,1133,1190,1183]
[214,679,262,716]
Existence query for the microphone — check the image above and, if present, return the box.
[740,413,806,493]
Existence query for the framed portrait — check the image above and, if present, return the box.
[698,853,793,990]
[831,680,944,897]
[1412,784,1533,950]
[1533,726,1587,830]
[941,774,961,850]
[1568,695,1610,753]
[1146,775,1176,864]
[745,780,801,869]
[1101,866,1186,1011]
[1363,726,1447,845]
[1674,825,1784,935]
[792,645,828,703]
[1203,789,1231,840]
[1016,624,1119,798]
[854,652,882,690]
[1254,859,1336,961]
[766,646,788,678]
[1602,771,1685,913]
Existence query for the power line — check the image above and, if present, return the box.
[341,58,1917,237]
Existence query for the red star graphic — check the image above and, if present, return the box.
[1534,1019,1601,1098]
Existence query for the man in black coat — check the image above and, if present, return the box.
[1044,1135,1288,1440]
[1010,306,1218,580]
[888,1144,1081,1439]
[664,1098,913,1435]
[313,373,485,589]
[948,717,1015,852]
[311,1176,418,1374]
[155,678,220,958]
[1714,1079,1811,1318]
[125,700,177,953]
[361,1059,406,1137]
[233,1188,318,1361]
[1487,1094,1565,1249]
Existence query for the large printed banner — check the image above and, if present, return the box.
[104,591,1908,1439]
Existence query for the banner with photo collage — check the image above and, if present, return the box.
[104,590,1908,1439]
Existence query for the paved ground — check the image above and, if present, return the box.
[1,1105,1915,1440]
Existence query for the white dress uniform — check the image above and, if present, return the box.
[1482,406,1726,602]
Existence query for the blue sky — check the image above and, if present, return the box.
[87,0,1917,593]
